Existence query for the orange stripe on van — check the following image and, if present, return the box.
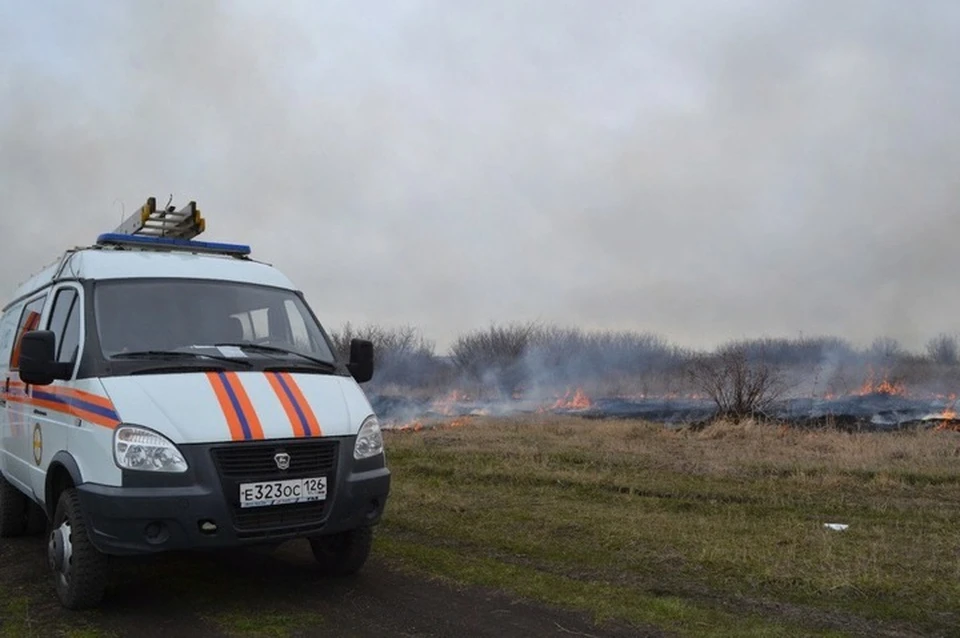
[10,381,117,413]
[53,387,115,411]
[266,372,309,437]
[278,372,322,437]
[222,372,264,440]
[3,389,120,429]
[206,372,247,441]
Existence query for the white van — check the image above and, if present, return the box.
[0,198,390,609]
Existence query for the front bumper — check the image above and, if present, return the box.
[75,437,390,556]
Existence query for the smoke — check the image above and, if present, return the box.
[348,323,960,428]
[3,1,960,356]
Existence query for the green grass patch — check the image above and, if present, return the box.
[0,594,32,638]
[61,629,118,638]
[378,535,827,638]
[376,417,960,636]
[203,609,325,638]
[0,592,114,638]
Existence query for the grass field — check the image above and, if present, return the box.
[378,415,960,637]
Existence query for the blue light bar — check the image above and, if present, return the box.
[95,233,252,257]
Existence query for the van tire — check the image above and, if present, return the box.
[49,488,108,610]
[308,526,373,577]
[0,475,28,538]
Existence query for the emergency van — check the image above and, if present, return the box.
[0,198,390,609]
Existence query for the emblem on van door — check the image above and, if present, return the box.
[32,423,42,466]
[274,452,290,471]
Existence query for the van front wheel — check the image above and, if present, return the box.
[308,526,373,577]
[0,475,28,538]
[49,488,108,609]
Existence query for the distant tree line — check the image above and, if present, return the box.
[326,322,960,414]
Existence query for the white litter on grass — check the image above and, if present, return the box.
[823,523,849,531]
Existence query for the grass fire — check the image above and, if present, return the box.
[331,322,960,433]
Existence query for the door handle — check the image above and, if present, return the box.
[33,409,46,416]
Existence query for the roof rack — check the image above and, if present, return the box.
[95,196,251,258]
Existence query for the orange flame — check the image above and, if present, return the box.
[933,393,959,430]
[387,415,473,434]
[856,366,906,396]
[392,420,424,433]
[552,387,593,410]
[429,389,470,416]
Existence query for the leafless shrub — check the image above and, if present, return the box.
[869,336,904,361]
[450,322,540,395]
[739,335,856,367]
[521,326,683,394]
[327,323,446,389]
[925,333,959,366]
[686,340,791,423]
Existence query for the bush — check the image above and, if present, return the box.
[926,333,959,366]
[327,323,446,390]
[686,340,790,422]
[520,327,684,396]
[449,322,540,395]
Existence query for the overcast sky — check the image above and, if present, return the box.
[2,0,958,354]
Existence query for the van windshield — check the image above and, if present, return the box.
[93,279,337,364]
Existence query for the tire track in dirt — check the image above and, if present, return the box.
[0,535,654,638]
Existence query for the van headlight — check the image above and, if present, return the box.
[354,415,384,460]
[113,425,188,473]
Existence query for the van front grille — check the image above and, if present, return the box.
[210,439,340,537]
[211,440,339,479]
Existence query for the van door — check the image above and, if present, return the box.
[0,302,23,483]
[1,295,47,493]
[26,284,83,505]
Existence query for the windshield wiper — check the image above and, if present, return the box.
[111,350,253,367]
[213,343,338,371]
[128,364,232,376]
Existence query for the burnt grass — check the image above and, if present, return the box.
[373,386,960,433]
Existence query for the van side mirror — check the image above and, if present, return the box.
[347,338,374,383]
[18,331,71,386]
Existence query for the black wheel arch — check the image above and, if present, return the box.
[45,452,83,519]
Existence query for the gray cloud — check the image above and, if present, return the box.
[2,0,959,353]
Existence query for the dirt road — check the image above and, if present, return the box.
[0,535,652,638]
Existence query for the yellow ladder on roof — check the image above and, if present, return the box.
[114,197,206,239]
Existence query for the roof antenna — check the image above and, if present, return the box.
[164,193,174,212]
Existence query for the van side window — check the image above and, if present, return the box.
[47,288,81,365]
[58,299,81,365]
[9,296,46,370]
[0,306,22,367]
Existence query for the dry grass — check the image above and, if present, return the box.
[376,415,960,637]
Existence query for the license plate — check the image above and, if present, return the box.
[239,477,327,509]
